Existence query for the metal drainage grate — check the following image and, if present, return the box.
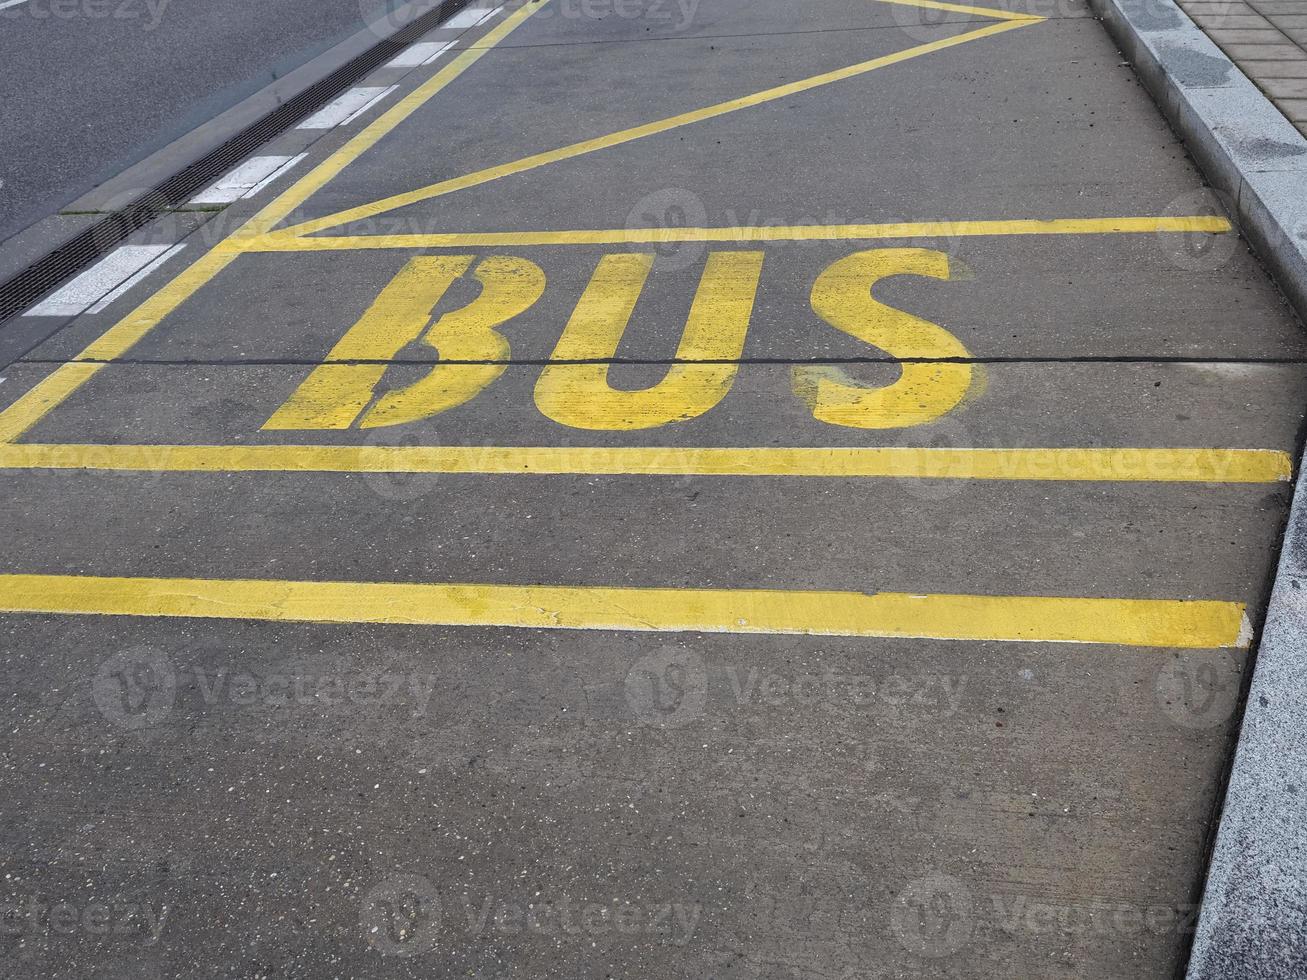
[0,0,478,325]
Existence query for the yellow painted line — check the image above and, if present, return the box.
[0,0,548,446]
[231,1,548,242]
[274,15,1041,240]
[0,443,1290,482]
[0,573,1249,648]
[238,216,1234,252]
[882,0,1041,19]
[0,363,104,444]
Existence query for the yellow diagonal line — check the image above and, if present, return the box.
[273,14,1042,240]
[0,573,1249,648]
[239,0,550,239]
[0,0,548,445]
[883,0,1040,20]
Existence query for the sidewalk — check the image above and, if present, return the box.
[1176,0,1307,135]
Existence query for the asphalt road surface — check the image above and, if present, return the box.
[1,0,1305,976]
[0,0,401,244]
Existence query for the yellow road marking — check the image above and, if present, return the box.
[263,255,546,430]
[0,0,549,445]
[795,248,973,428]
[234,0,551,240]
[0,573,1249,648]
[882,0,1043,18]
[0,364,104,444]
[534,252,764,430]
[0,443,1289,482]
[234,215,1233,251]
[273,15,1041,240]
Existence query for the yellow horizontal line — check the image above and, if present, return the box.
[241,216,1234,252]
[0,573,1248,648]
[0,443,1290,482]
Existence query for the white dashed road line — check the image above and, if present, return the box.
[444,5,499,28]
[387,40,455,68]
[190,154,308,205]
[25,244,185,317]
[297,86,398,130]
[85,244,186,314]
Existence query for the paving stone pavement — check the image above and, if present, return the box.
[1175,0,1307,134]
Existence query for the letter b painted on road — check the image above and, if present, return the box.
[264,247,972,433]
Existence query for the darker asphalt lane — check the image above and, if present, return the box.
[0,0,402,244]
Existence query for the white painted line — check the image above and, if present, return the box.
[338,86,400,126]
[0,0,33,10]
[423,40,461,65]
[26,245,180,318]
[444,5,497,28]
[387,40,454,68]
[244,154,309,196]
[86,244,186,314]
[189,155,306,205]
[297,87,397,130]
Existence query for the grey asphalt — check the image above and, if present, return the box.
[1,0,1306,976]
[0,0,401,244]
[1083,0,1307,973]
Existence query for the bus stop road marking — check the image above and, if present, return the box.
[0,574,1251,649]
[0,443,1291,482]
[232,216,1234,252]
[273,8,1042,241]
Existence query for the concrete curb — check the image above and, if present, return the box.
[0,0,465,318]
[1185,473,1307,978]
[57,0,450,217]
[1085,0,1307,975]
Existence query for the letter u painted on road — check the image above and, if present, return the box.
[533,251,765,430]
[264,247,971,431]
